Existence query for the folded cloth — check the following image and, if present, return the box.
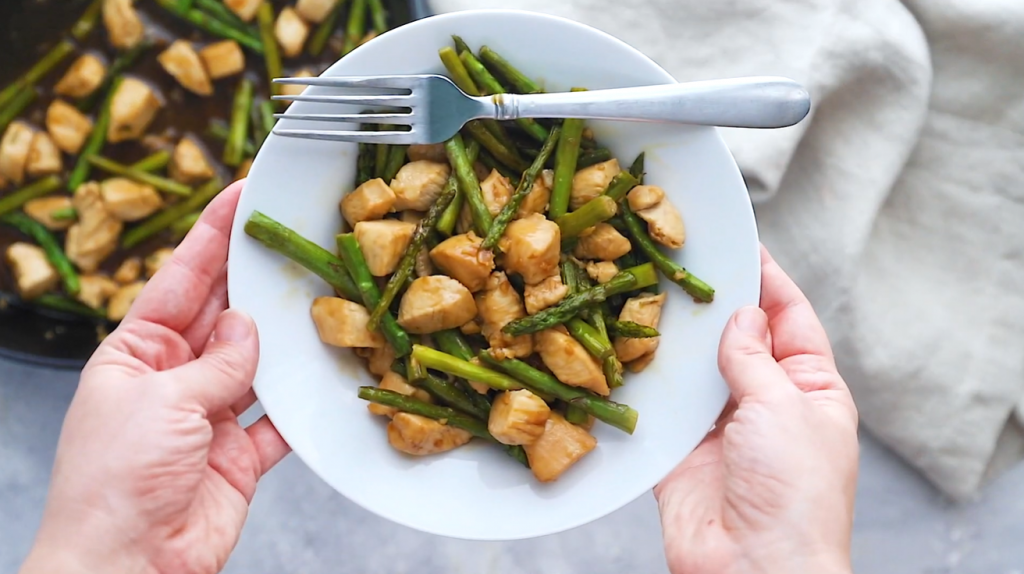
[430,0,1024,501]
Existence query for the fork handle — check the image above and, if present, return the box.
[488,76,810,129]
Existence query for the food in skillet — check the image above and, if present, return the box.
[0,0,397,328]
[244,36,716,483]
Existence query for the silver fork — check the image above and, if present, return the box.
[270,74,811,145]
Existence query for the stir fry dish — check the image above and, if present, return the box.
[0,0,401,328]
[244,36,716,482]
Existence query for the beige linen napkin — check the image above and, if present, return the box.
[430,0,1024,500]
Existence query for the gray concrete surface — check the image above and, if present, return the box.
[2,357,1023,573]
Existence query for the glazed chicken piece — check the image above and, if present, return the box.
[65,182,123,273]
[627,184,665,212]
[169,137,215,184]
[144,248,175,278]
[100,178,163,222]
[46,100,93,155]
[488,389,551,446]
[523,412,597,482]
[479,169,513,216]
[158,40,213,96]
[353,220,416,276]
[570,158,620,210]
[536,326,609,396]
[389,160,451,211]
[573,223,632,262]
[113,257,141,284]
[275,7,310,58]
[636,199,686,249]
[54,54,107,99]
[103,0,144,50]
[406,143,447,163]
[340,178,396,225]
[368,371,432,417]
[25,133,62,178]
[311,297,385,348]
[614,292,666,363]
[517,169,553,218]
[428,232,495,293]
[295,0,340,23]
[498,213,560,285]
[108,78,163,143]
[475,272,532,359]
[414,246,433,278]
[365,343,396,377]
[586,261,619,284]
[387,413,473,456]
[107,281,145,322]
[199,40,245,80]
[24,196,74,231]
[626,352,656,374]
[5,243,58,300]
[0,121,35,185]
[224,0,262,21]
[397,276,477,334]
[76,275,118,310]
[523,273,568,314]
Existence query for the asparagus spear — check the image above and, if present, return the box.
[34,294,106,320]
[366,0,388,33]
[604,171,640,202]
[194,0,254,34]
[629,151,646,182]
[481,124,561,250]
[459,51,549,143]
[438,47,519,155]
[0,40,74,111]
[0,176,63,217]
[157,0,264,53]
[411,345,523,392]
[170,212,201,241]
[432,329,495,412]
[607,320,661,338]
[78,41,151,112]
[256,1,281,95]
[369,174,459,329]
[436,139,479,236]
[252,98,275,148]
[342,0,368,55]
[87,156,194,196]
[451,34,472,56]
[50,207,78,221]
[308,0,347,56]
[0,88,37,134]
[462,121,528,172]
[548,90,587,219]
[224,77,254,167]
[564,403,592,426]
[242,210,360,300]
[208,121,257,156]
[555,195,617,239]
[445,134,491,236]
[0,212,80,296]
[122,177,224,249]
[502,263,659,336]
[69,77,121,192]
[381,144,408,182]
[336,233,413,357]
[355,122,376,186]
[476,148,520,186]
[619,203,715,303]
[418,374,490,421]
[566,316,623,388]
[130,150,172,172]
[576,147,613,169]
[478,354,638,434]
[70,0,104,41]
[478,46,543,94]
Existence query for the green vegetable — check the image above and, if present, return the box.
[566,316,623,388]
[436,139,479,236]
[555,195,617,239]
[458,50,549,142]
[411,345,522,392]
[49,207,77,221]
[0,176,63,217]
[223,77,254,167]
[607,320,661,338]
[122,177,224,249]
[208,121,256,156]
[70,0,104,41]
[34,294,105,320]
[0,40,74,111]
[130,150,172,173]
[342,0,367,55]
[87,156,194,196]
[157,0,264,53]
[604,172,640,202]
[0,88,37,135]
[252,98,276,148]
[367,0,388,33]
[451,34,472,56]
[629,152,646,182]
[256,1,281,93]
[620,203,715,303]
[194,0,254,35]
[308,0,347,56]
[445,134,491,236]
[170,212,202,241]
[548,89,587,219]
[576,147,613,169]
[381,144,408,182]
[418,374,490,421]
[564,404,591,426]
[478,46,543,94]
[0,212,80,296]
[69,77,122,192]
[336,233,413,357]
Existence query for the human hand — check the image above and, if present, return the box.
[20,180,291,574]
[654,246,859,574]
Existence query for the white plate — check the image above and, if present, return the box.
[227,9,760,541]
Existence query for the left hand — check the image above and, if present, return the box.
[19,180,291,574]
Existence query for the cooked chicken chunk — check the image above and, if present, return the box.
[0,121,35,185]
[107,78,163,143]
[199,40,245,80]
[66,182,123,273]
[103,0,144,50]
[626,352,656,373]
[479,169,512,216]
[536,326,609,396]
[23,196,74,231]
[387,413,472,456]
[637,200,686,249]
[25,133,62,178]
[586,261,619,284]
[614,293,666,363]
[311,297,385,348]
[5,243,58,300]
[46,100,93,154]
[524,273,568,314]
[476,272,532,359]
[76,275,118,309]
[169,137,214,184]
[107,281,145,322]
[366,343,396,377]
[498,213,560,285]
[224,0,261,21]
[368,371,432,417]
[113,257,142,284]
[389,161,451,211]
[429,232,495,293]
[627,184,665,212]
[460,320,481,335]
[295,0,340,23]
[54,54,107,99]
[517,169,553,218]
[414,246,433,278]
[144,247,174,278]
[340,178,396,225]
[573,223,631,261]
[523,412,597,482]
[158,40,213,96]
[570,159,620,210]
[397,276,477,334]
[407,143,447,163]
[278,68,314,99]
[100,178,163,222]
[353,220,416,276]
[275,7,310,58]
[488,390,550,446]
[399,210,423,225]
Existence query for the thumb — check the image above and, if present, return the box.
[166,308,260,414]
[717,306,791,401]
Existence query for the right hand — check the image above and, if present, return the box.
[655,245,859,574]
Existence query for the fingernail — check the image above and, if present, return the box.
[212,309,253,343]
[734,306,765,335]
